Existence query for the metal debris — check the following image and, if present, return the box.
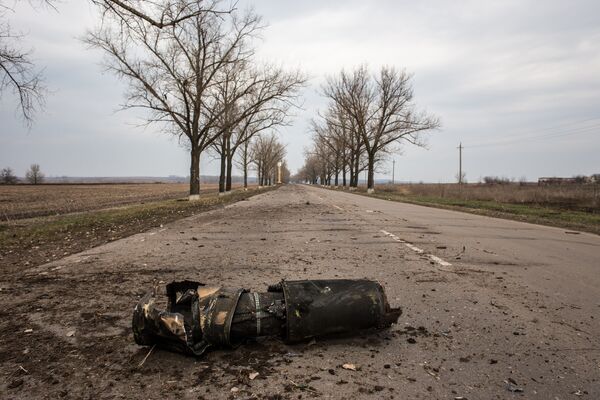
[342,363,357,371]
[132,279,402,357]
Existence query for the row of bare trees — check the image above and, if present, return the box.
[298,66,440,192]
[3,1,300,197]
[85,0,304,197]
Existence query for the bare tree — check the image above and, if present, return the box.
[1,166,18,184]
[0,0,48,124]
[323,66,440,192]
[297,154,320,185]
[93,0,234,29]
[279,160,290,184]
[310,102,367,189]
[234,128,254,189]
[251,133,285,187]
[86,0,265,198]
[1,0,233,125]
[211,62,304,193]
[25,163,44,184]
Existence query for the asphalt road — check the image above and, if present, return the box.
[1,184,599,399]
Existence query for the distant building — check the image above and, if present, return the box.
[538,176,596,185]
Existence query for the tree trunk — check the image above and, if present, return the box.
[352,159,359,187]
[225,137,233,192]
[218,140,226,193]
[342,164,347,187]
[242,143,249,189]
[190,144,201,198]
[367,153,375,192]
[349,153,355,187]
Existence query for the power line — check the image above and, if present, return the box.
[472,116,600,143]
[465,121,600,149]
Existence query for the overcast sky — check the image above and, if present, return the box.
[1,0,599,182]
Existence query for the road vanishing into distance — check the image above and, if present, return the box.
[2,184,599,399]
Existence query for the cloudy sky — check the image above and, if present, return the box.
[1,0,599,182]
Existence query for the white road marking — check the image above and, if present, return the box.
[380,230,452,267]
[405,243,425,254]
[428,255,453,267]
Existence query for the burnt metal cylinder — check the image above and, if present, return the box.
[230,292,286,343]
[132,279,401,357]
[276,279,401,343]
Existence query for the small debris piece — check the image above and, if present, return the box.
[249,372,259,380]
[407,337,417,344]
[66,330,76,337]
[8,379,23,389]
[24,329,33,333]
[230,387,239,393]
[138,344,155,368]
[506,384,524,393]
[505,378,524,393]
[289,380,318,393]
[328,369,335,375]
[342,363,357,371]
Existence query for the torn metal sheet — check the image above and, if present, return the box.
[132,279,402,356]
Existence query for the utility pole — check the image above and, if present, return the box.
[392,159,396,185]
[457,143,463,184]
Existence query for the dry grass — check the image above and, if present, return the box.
[378,183,600,213]
[362,183,600,235]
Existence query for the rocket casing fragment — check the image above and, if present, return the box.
[132,279,401,357]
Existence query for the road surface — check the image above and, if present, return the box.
[1,184,599,399]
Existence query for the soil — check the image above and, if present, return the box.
[0,183,194,220]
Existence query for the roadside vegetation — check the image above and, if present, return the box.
[358,183,600,235]
[0,185,275,273]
